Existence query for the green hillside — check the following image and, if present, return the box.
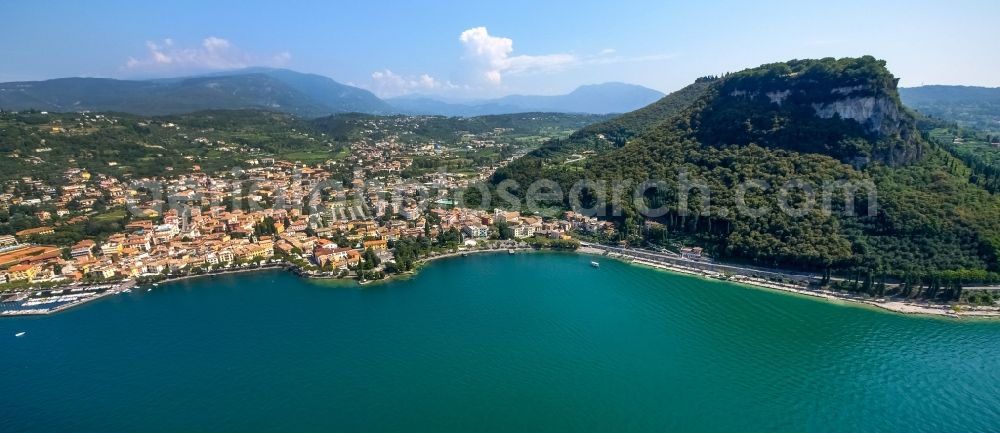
[493,56,1000,295]
[0,69,392,117]
[0,109,602,183]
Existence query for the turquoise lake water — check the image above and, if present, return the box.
[2,252,1000,432]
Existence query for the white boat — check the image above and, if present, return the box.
[122,288,132,293]
[591,261,600,268]
[15,332,25,337]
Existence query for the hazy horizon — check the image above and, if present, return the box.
[3,0,999,99]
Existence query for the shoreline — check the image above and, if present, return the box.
[575,246,1000,319]
[1,280,136,317]
[357,246,536,285]
[6,246,999,320]
[149,264,290,285]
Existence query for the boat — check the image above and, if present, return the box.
[15,332,25,337]
[591,261,600,268]
[508,249,515,255]
[122,288,132,293]
[147,288,152,292]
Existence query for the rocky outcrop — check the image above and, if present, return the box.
[698,57,924,166]
[766,90,791,105]
[811,95,902,136]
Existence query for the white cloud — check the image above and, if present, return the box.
[365,27,676,97]
[125,37,291,73]
[201,36,231,51]
[458,26,576,85]
[368,69,457,97]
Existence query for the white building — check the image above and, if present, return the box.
[512,224,536,239]
[462,224,489,239]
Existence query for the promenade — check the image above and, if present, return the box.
[578,243,1000,319]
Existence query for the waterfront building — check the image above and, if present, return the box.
[7,263,39,282]
[462,224,490,239]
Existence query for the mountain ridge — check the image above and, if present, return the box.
[388,82,665,116]
[1,71,667,118]
[0,69,391,117]
[900,85,1000,132]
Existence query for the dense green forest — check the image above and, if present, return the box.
[492,57,1000,295]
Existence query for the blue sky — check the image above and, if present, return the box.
[2,0,998,97]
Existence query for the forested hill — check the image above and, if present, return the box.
[900,85,1000,132]
[492,56,1000,293]
[685,57,920,165]
[0,69,392,117]
[571,78,718,144]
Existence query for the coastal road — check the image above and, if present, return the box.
[580,242,823,284]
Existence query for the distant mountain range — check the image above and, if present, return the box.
[0,68,392,117]
[0,70,665,118]
[388,83,666,116]
[900,85,1000,131]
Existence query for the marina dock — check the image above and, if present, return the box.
[1,280,136,317]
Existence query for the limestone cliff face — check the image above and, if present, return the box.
[811,95,902,136]
[703,57,922,166]
[726,84,905,137]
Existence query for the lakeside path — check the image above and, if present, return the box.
[577,245,1000,319]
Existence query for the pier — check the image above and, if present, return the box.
[1,280,136,317]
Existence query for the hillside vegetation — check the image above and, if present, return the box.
[493,56,1000,295]
[0,110,605,183]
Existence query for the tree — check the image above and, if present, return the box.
[495,222,513,240]
[436,227,463,247]
[362,247,381,270]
